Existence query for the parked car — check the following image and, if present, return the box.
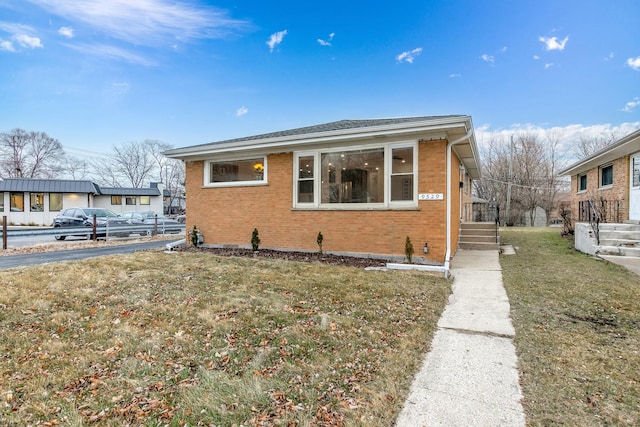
[120,211,182,234]
[120,211,180,225]
[53,207,131,240]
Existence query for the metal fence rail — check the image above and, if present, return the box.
[0,218,185,250]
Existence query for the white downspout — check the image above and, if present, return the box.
[444,128,474,276]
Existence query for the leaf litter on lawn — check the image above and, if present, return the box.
[0,249,450,426]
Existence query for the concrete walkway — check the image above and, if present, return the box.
[396,250,526,427]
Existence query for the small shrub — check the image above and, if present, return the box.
[317,231,324,255]
[189,225,200,248]
[405,236,414,264]
[251,228,260,251]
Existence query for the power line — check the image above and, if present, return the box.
[479,176,570,191]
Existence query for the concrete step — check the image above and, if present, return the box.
[460,235,500,243]
[598,229,640,240]
[598,238,640,248]
[597,245,640,257]
[458,241,500,250]
[461,222,496,230]
[460,229,496,238]
[599,223,640,232]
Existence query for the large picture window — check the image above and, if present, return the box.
[205,157,266,186]
[294,143,417,209]
[321,148,384,204]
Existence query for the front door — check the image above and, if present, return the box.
[630,153,640,221]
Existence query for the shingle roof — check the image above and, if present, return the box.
[176,116,465,150]
[0,179,100,194]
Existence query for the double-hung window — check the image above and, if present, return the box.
[294,142,417,208]
[600,164,613,188]
[578,174,587,192]
[204,157,267,186]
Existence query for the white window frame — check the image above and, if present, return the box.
[293,141,418,209]
[577,173,587,193]
[599,163,613,189]
[293,152,319,206]
[204,156,268,188]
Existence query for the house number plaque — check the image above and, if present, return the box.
[418,193,444,200]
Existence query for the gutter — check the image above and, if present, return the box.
[444,128,474,276]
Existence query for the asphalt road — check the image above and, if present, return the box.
[0,240,173,270]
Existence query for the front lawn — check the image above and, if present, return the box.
[501,228,640,426]
[0,251,450,426]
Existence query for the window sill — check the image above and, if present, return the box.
[202,181,268,188]
[577,190,587,194]
[598,185,613,191]
[292,205,420,211]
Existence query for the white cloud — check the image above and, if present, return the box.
[626,56,640,71]
[267,29,287,52]
[449,73,461,78]
[26,0,249,47]
[0,39,14,51]
[539,35,569,51]
[621,97,640,112]
[65,43,155,66]
[544,63,553,69]
[58,26,74,38]
[0,22,42,50]
[500,46,508,53]
[476,122,640,164]
[396,47,422,63]
[533,55,540,60]
[236,106,248,117]
[14,33,42,48]
[604,52,614,61]
[318,32,334,46]
[480,53,494,63]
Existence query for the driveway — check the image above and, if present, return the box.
[0,240,171,270]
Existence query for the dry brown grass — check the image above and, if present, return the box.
[500,228,640,426]
[0,250,450,426]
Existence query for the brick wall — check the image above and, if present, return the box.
[571,155,629,221]
[184,139,462,263]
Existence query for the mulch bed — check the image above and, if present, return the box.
[186,247,389,268]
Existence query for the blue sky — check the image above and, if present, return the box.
[0,0,639,161]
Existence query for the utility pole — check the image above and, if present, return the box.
[505,135,513,226]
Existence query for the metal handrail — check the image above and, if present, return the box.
[587,199,600,245]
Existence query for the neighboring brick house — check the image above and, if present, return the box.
[165,116,480,267]
[0,179,166,226]
[560,128,640,223]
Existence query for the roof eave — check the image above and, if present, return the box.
[559,128,640,176]
[165,116,473,160]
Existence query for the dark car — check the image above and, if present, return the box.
[53,207,131,240]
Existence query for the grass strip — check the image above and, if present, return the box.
[500,228,640,426]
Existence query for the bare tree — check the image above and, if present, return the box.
[475,131,568,226]
[92,140,156,188]
[61,155,92,180]
[575,131,618,158]
[0,128,65,178]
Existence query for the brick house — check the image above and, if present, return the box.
[560,128,640,223]
[165,116,481,268]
